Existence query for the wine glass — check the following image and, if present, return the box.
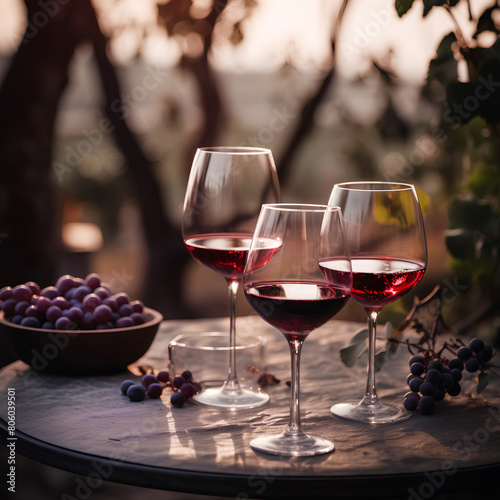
[327,181,427,424]
[243,204,352,456]
[182,147,280,408]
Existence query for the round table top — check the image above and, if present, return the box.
[1,315,499,498]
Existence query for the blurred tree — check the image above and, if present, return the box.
[0,0,189,317]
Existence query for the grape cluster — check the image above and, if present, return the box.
[404,338,494,415]
[120,369,201,407]
[0,274,146,330]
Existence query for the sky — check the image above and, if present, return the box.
[0,0,495,82]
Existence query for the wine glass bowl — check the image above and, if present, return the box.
[328,181,427,424]
[243,204,352,456]
[182,147,280,408]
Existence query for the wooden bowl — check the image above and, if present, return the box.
[0,308,163,375]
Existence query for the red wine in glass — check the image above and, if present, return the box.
[185,232,281,282]
[244,280,350,342]
[320,257,425,310]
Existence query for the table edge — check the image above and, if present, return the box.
[1,418,498,499]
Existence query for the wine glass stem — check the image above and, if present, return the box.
[363,309,380,405]
[286,339,304,436]
[223,279,241,394]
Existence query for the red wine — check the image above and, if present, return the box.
[185,233,281,281]
[320,257,425,310]
[244,280,350,341]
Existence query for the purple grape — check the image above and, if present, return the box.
[36,296,51,314]
[41,286,59,299]
[93,287,111,299]
[170,392,185,407]
[20,316,40,328]
[66,306,83,323]
[425,369,441,386]
[73,286,93,302]
[440,372,454,389]
[129,300,144,313]
[447,383,461,396]
[30,294,40,305]
[82,311,96,328]
[65,288,76,300]
[2,298,17,317]
[118,304,133,317]
[457,347,472,361]
[141,374,158,389]
[82,293,102,311]
[96,322,114,330]
[68,299,83,308]
[433,387,446,402]
[409,354,425,366]
[465,357,480,373]
[56,275,76,295]
[418,396,435,415]
[476,344,493,362]
[42,321,55,329]
[180,382,196,399]
[157,371,169,383]
[55,316,73,330]
[24,305,39,318]
[111,312,120,324]
[410,362,425,376]
[450,368,463,382]
[120,380,135,395]
[73,277,86,286]
[46,305,62,322]
[147,383,163,399]
[14,300,30,315]
[403,392,420,411]
[182,370,193,381]
[24,281,41,295]
[409,377,424,392]
[127,384,145,402]
[12,284,32,302]
[427,360,442,372]
[0,286,13,301]
[11,315,23,324]
[115,316,134,328]
[93,304,113,324]
[113,292,130,306]
[85,273,101,290]
[469,338,484,353]
[51,296,69,310]
[129,312,145,325]
[448,358,464,371]
[102,298,118,312]
[173,376,185,389]
[419,381,435,397]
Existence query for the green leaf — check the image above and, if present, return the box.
[428,33,458,87]
[477,372,488,394]
[466,165,500,198]
[395,0,415,17]
[340,329,368,367]
[447,198,493,230]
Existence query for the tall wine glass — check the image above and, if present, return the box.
[327,181,427,424]
[182,147,280,408]
[243,204,352,456]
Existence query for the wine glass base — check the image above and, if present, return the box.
[331,400,412,424]
[193,386,269,409]
[250,432,334,457]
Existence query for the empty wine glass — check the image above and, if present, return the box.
[182,147,280,408]
[243,204,352,456]
[327,181,427,424]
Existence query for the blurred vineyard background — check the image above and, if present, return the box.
[0,0,499,337]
